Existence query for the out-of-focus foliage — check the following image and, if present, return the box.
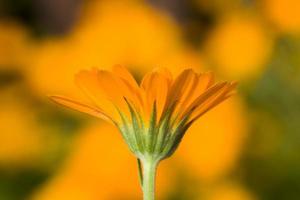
[241,36,300,200]
[0,0,299,199]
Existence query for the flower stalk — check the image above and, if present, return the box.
[140,156,159,200]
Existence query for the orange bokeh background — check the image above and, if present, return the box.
[0,0,299,199]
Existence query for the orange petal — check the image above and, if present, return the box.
[112,65,139,89]
[194,72,215,97]
[180,72,215,113]
[189,82,237,122]
[113,65,144,112]
[152,67,173,86]
[145,72,169,121]
[141,71,152,90]
[173,71,198,116]
[181,82,228,118]
[141,69,173,121]
[141,72,158,120]
[154,76,169,121]
[75,69,119,121]
[166,69,196,110]
[49,95,114,123]
[97,70,141,118]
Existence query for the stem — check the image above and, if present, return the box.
[141,157,159,200]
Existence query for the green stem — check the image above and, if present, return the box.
[141,157,159,200]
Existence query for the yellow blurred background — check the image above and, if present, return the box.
[0,0,299,199]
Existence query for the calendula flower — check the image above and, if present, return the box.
[205,13,272,80]
[50,65,236,200]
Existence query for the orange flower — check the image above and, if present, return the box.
[50,66,235,160]
[50,66,236,200]
[205,13,273,80]
[263,0,300,33]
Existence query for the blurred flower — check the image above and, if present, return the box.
[177,96,247,182]
[263,0,300,33]
[29,0,182,96]
[0,87,65,170]
[0,20,33,69]
[76,0,182,70]
[205,13,273,80]
[201,181,255,200]
[31,123,174,200]
[0,96,44,167]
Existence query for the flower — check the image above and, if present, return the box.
[205,13,273,80]
[50,65,236,162]
[0,92,46,168]
[263,0,300,33]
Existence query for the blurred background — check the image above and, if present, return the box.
[0,0,299,199]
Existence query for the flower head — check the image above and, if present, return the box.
[50,65,236,162]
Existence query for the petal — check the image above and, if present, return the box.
[180,82,229,118]
[178,72,215,115]
[112,65,139,89]
[75,69,120,121]
[173,71,198,116]
[113,65,144,112]
[166,69,196,110]
[141,71,153,90]
[153,67,173,85]
[141,69,172,121]
[97,70,140,118]
[146,72,170,121]
[193,72,215,98]
[188,82,237,123]
[153,74,170,121]
[49,95,114,123]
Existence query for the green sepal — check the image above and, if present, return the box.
[154,110,171,154]
[164,123,191,159]
[151,103,175,153]
[115,106,138,153]
[124,98,145,153]
[160,115,190,159]
[146,102,157,152]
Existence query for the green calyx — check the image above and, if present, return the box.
[116,99,192,162]
[115,99,195,200]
